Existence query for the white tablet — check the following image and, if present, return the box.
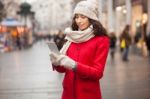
[47,42,60,55]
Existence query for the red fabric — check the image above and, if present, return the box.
[53,36,109,99]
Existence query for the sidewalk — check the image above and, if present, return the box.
[0,40,150,99]
[101,48,150,99]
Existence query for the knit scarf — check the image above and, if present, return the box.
[60,25,95,54]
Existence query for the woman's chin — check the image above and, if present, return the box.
[79,27,86,31]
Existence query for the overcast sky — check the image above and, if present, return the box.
[21,0,36,4]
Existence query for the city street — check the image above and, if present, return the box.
[0,40,150,99]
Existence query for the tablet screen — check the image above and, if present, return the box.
[47,42,60,55]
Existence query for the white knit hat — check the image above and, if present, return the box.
[73,0,99,21]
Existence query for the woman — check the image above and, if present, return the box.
[50,0,109,99]
[109,32,117,60]
[120,25,131,61]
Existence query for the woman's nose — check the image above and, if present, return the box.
[76,18,82,23]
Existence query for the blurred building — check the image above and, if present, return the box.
[1,0,20,19]
[0,1,5,21]
[26,0,73,33]
[114,0,149,38]
[1,0,149,37]
[0,0,34,29]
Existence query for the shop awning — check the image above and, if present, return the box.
[1,18,22,27]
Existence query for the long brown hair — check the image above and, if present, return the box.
[71,16,108,36]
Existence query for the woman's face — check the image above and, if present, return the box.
[75,14,90,31]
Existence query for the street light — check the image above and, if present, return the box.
[17,2,34,28]
[17,2,34,47]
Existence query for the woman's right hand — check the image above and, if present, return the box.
[49,52,60,66]
[49,52,76,70]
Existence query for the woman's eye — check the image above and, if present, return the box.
[81,16,86,19]
[75,15,79,19]
[76,16,79,19]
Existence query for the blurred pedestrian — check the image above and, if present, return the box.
[146,32,150,57]
[16,32,22,50]
[134,25,142,44]
[49,0,109,99]
[120,25,131,61]
[109,32,117,60]
[54,30,65,50]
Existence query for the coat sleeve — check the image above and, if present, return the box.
[52,65,66,73]
[76,37,109,80]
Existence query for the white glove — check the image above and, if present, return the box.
[49,52,76,70]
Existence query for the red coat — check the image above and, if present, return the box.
[54,36,109,99]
